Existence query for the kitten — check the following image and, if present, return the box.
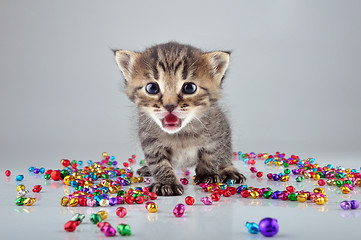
[114,42,245,196]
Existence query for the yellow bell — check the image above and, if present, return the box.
[97,211,108,220]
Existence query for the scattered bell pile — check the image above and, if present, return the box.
[65,212,131,237]
[57,153,158,208]
[238,151,360,195]
[15,184,37,206]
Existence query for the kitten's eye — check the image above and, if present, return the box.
[182,82,197,94]
[145,83,160,94]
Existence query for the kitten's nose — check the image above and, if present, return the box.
[164,104,177,113]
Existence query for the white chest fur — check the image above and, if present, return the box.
[170,146,199,169]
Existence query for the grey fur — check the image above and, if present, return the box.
[137,104,245,196]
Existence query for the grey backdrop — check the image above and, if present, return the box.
[1,0,360,169]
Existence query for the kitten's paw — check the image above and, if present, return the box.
[220,166,246,184]
[136,165,151,177]
[193,174,221,185]
[149,183,184,196]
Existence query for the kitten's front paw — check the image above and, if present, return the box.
[136,165,151,177]
[220,167,246,184]
[149,183,184,196]
[194,174,221,185]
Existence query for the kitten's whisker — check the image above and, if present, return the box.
[193,115,210,133]
[144,118,153,133]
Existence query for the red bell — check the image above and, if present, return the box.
[211,193,221,201]
[64,220,79,232]
[32,185,42,193]
[185,196,195,205]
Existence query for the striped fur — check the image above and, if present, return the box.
[114,42,245,196]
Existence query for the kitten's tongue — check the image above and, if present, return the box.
[164,114,179,125]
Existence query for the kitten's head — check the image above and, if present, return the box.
[114,42,230,134]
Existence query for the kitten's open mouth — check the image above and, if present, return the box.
[162,113,182,129]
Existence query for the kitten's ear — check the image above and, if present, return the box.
[204,51,230,84]
[114,50,139,81]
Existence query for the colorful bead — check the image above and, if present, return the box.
[284,169,290,175]
[313,188,325,195]
[286,186,295,193]
[50,170,61,181]
[211,193,221,201]
[315,197,325,205]
[240,190,250,198]
[229,187,238,195]
[262,191,272,199]
[226,179,235,186]
[296,176,304,182]
[69,198,79,207]
[173,204,185,217]
[97,221,110,229]
[272,174,281,181]
[60,196,69,207]
[250,191,259,199]
[109,197,118,206]
[64,220,80,232]
[297,194,308,202]
[148,192,157,200]
[32,185,42,193]
[340,186,351,194]
[104,226,117,237]
[223,190,232,197]
[16,185,25,192]
[288,193,298,201]
[245,222,259,234]
[124,195,135,204]
[61,159,71,167]
[313,174,321,180]
[147,202,158,213]
[16,175,24,181]
[280,175,289,182]
[98,221,116,237]
[180,178,189,185]
[200,197,213,205]
[318,179,326,186]
[5,170,11,177]
[259,218,279,237]
[71,213,85,223]
[99,199,109,207]
[185,196,195,205]
[340,200,351,210]
[90,213,103,224]
[97,211,108,220]
[350,200,359,209]
[23,197,37,206]
[87,198,96,207]
[250,167,257,173]
[15,197,25,206]
[279,192,289,201]
[145,201,153,209]
[116,207,127,218]
[304,172,311,179]
[17,189,28,197]
[117,224,132,236]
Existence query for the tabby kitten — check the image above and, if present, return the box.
[114,42,245,196]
